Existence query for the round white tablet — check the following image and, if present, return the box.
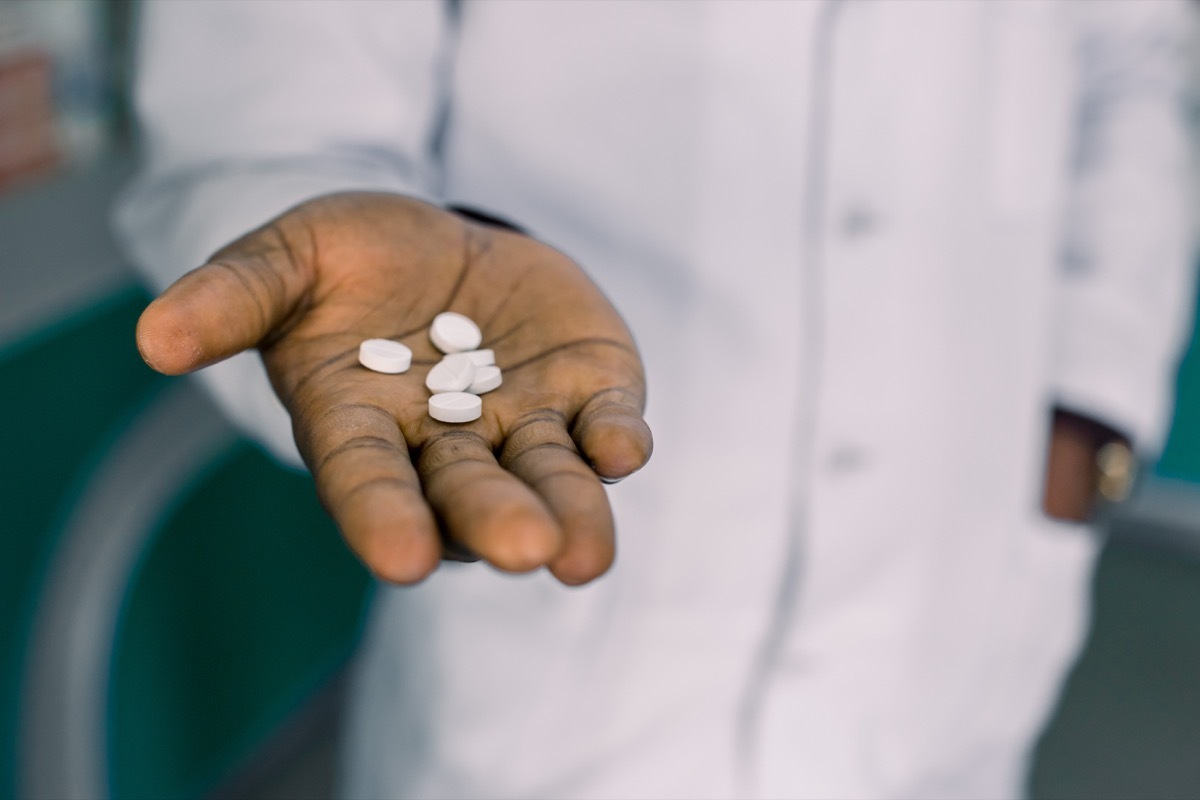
[430,312,482,354]
[428,392,482,423]
[425,352,477,393]
[358,339,412,374]
[463,348,495,367]
[467,365,502,395]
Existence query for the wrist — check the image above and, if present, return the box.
[1042,407,1135,522]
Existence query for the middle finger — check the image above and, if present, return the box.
[418,429,564,572]
[499,410,617,585]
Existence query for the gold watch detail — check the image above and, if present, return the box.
[1096,440,1136,503]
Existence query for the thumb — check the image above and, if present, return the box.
[136,223,315,376]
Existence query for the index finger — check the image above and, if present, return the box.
[295,398,441,584]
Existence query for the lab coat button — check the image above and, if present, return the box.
[824,444,869,474]
[839,207,878,238]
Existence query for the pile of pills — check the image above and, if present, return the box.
[356,312,502,423]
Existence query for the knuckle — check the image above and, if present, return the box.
[334,476,423,508]
[313,434,402,477]
[500,437,578,472]
[296,402,399,462]
[417,430,494,478]
[500,409,574,470]
[571,393,644,438]
[504,409,568,440]
[527,467,594,492]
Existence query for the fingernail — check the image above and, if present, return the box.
[441,541,482,563]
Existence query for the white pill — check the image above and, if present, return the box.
[358,339,412,374]
[425,352,477,393]
[430,312,482,354]
[468,365,502,395]
[429,392,482,423]
[463,348,495,367]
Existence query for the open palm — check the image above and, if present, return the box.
[136,193,652,585]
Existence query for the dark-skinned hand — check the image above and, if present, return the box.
[136,192,653,586]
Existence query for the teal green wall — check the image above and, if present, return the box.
[1158,277,1200,482]
[1032,543,1200,797]
[1,288,369,798]
[109,443,369,798]
[1,290,161,799]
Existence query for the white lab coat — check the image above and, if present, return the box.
[116,2,1197,798]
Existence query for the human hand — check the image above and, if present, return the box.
[136,193,652,585]
[1042,409,1128,523]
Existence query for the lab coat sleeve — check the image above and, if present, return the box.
[114,0,449,466]
[1052,1,1199,456]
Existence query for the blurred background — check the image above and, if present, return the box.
[1,2,1199,798]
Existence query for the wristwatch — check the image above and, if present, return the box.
[1096,439,1137,504]
[1051,407,1138,520]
